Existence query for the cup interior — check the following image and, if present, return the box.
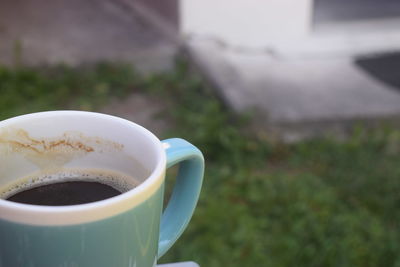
[0,111,162,196]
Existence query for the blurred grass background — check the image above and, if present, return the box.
[1,61,400,266]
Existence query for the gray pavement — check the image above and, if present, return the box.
[186,39,400,141]
[100,93,171,137]
[0,0,177,72]
[314,0,400,25]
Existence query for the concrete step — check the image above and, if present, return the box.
[186,39,400,141]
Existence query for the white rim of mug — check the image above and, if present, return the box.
[0,111,166,225]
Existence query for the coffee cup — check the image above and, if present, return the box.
[0,111,204,266]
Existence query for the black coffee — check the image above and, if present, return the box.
[6,181,122,206]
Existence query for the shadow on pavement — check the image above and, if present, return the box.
[355,52,400,92]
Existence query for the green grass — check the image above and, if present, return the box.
[0,63,140,120]
[1,61,400,266]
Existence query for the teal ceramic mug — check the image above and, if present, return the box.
[0,111,204,267]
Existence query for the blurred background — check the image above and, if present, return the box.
[1,0,400,266]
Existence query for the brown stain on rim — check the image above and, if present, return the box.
[0,129,96,154]
[0,128,124,167]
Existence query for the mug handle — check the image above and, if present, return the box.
[158,138,204,259]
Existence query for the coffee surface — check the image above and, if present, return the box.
[6,181,122,206]
[0,169,141,206]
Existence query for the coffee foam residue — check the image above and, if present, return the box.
[0,128,124,170]
[0,168,140,200]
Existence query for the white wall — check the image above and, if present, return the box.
[180,0,313,48]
